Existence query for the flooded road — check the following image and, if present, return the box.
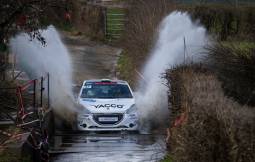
[50,133,166,162]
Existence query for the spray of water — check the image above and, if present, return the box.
[10,25,76,120]
[136,11,209,132]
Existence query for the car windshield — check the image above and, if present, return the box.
[81,82,133,99]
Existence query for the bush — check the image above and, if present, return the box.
[122,0,175,65]
[190,5,255,41]
[77,4,105,40]
[166,66,255,162]
[206,43,255,106]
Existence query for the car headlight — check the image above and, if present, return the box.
[77,102,91,114]
[126,104,137,114]
[83,107,91,114]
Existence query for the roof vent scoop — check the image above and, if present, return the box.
[101,79,111,82]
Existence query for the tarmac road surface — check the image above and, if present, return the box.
[50,132,166,162]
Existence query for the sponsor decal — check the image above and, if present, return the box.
[84,85,92,88]
[83,99,96,102]
[93,104,124,109]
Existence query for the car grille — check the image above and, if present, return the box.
[93,113,123,125]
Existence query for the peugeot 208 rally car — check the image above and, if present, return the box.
[77,79,138,131]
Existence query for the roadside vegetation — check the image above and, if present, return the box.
[118,1,255,86]
[117,51,135,85]
[72,4,105,40]
[161,154,173,162]
[190,4,255,41]
[163,4,255,162]
[166,66,255,162]
[206,44,255,106]
[0,151,31,162]
[114,1,255,162]
[118,0,175,86]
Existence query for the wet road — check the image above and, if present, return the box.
[50,33,167,162]
[61,33,122,85]
[50,132,166,162]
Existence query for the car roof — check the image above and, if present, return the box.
[82,79,128,86]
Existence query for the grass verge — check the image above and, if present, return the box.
[117,51,136,87]
[161,154,173,162]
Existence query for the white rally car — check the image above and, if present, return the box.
[76,79,139,131]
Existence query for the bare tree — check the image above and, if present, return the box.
[0,0,73,80]
[0,0,72,44]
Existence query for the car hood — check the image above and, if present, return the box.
[78,98,135,114]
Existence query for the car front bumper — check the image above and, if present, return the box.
[77,113,139,131]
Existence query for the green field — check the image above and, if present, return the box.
[106,8,126,41]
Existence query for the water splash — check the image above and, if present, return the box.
[10,25,76,120]
[136,11,209,132]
